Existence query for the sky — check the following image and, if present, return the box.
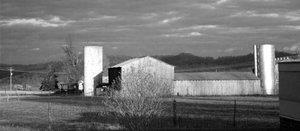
[0,0,300,64]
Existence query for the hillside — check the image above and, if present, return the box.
[0,51,295,76]
[0,70,24,79]
[155,51,295,72]
[0,51,295,90]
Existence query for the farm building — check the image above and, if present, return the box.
[278,57,300,129]
[174,72,262,96]
[108,56,175,94]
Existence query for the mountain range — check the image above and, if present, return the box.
[0,51,296,79]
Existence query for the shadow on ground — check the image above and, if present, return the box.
[21,95,105,107]
[68,111,279,131]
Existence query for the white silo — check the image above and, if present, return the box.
[84,46,103,96]
[258,44,276,95]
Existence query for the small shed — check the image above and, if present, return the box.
[174,72,262,96]
[279,59,300,129]
[108,56,175,92]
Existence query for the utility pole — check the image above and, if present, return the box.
[253,45,258,77]
[9,67,14,91]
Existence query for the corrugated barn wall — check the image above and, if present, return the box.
[174,80,262,96]
[110,56,175,94]
[173,72,262,96]
[120,56,174,83]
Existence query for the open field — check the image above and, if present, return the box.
[0,95,279,130]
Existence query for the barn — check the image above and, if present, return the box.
[278,58,300,129]
[108,56,175,93]
[174,72,262,96]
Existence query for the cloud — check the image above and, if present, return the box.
[231,11,279,18]
[231,10,300,21]
[182,0,227,10]
[283,43,300,52]
[181,2,216,10]
[223,47,242,53]
[0,16,73,27]
[175,25,218,31]
[140,13,158,20]
[30,48,40,51]
[163,32,202,38]
[284,11,300,21]
[165,11,178,15]
[189,32,202,36]
[159,17,182,24]
[112,46,118,50]
[280,25,300,30]
[285,15,300,21]
[85,15,119,21]
[194,4,216,9]
[216,0,230,5]
[1,0,300,64]
[224,48,235,53]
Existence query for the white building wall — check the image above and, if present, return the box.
[174,80,262,96]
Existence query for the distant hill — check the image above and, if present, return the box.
[0,51,296,76]
[0,61,63,72]
[0,70,24,79]
[155,51,296,72]
[0,61,64,80]
[0,51,295,90]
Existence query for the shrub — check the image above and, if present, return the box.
[40,65,59,91]
[104,67,173,130]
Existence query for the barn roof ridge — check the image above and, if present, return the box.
[143,56,175,67]
[112,58,140,67]
[112,56,175,68]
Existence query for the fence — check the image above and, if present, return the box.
[169,96,279,130]
[174,80,262,96]
[0,94,279,130]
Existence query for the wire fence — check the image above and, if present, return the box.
[0,93,279,130]
[170,96,279,130]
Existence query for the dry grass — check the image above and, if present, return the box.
[0,96,121,130]
[0,126,34,131]
[0,95,279,130]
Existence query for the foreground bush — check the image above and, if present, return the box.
[40,65,59,91]
[104,68,173,130]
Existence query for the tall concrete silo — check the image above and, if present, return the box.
[258,44,276,95]
[84,46,103,96]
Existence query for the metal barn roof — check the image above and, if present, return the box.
[175,72,259,80]
[112,56,174,68]
[112,58,140,67]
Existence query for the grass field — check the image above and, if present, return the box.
[0,95,279,130]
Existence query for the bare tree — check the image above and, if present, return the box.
[62,36,83,83]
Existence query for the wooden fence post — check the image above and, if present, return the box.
[47,90,52,130]
[173,99,177,127]
[233,100,236,127]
